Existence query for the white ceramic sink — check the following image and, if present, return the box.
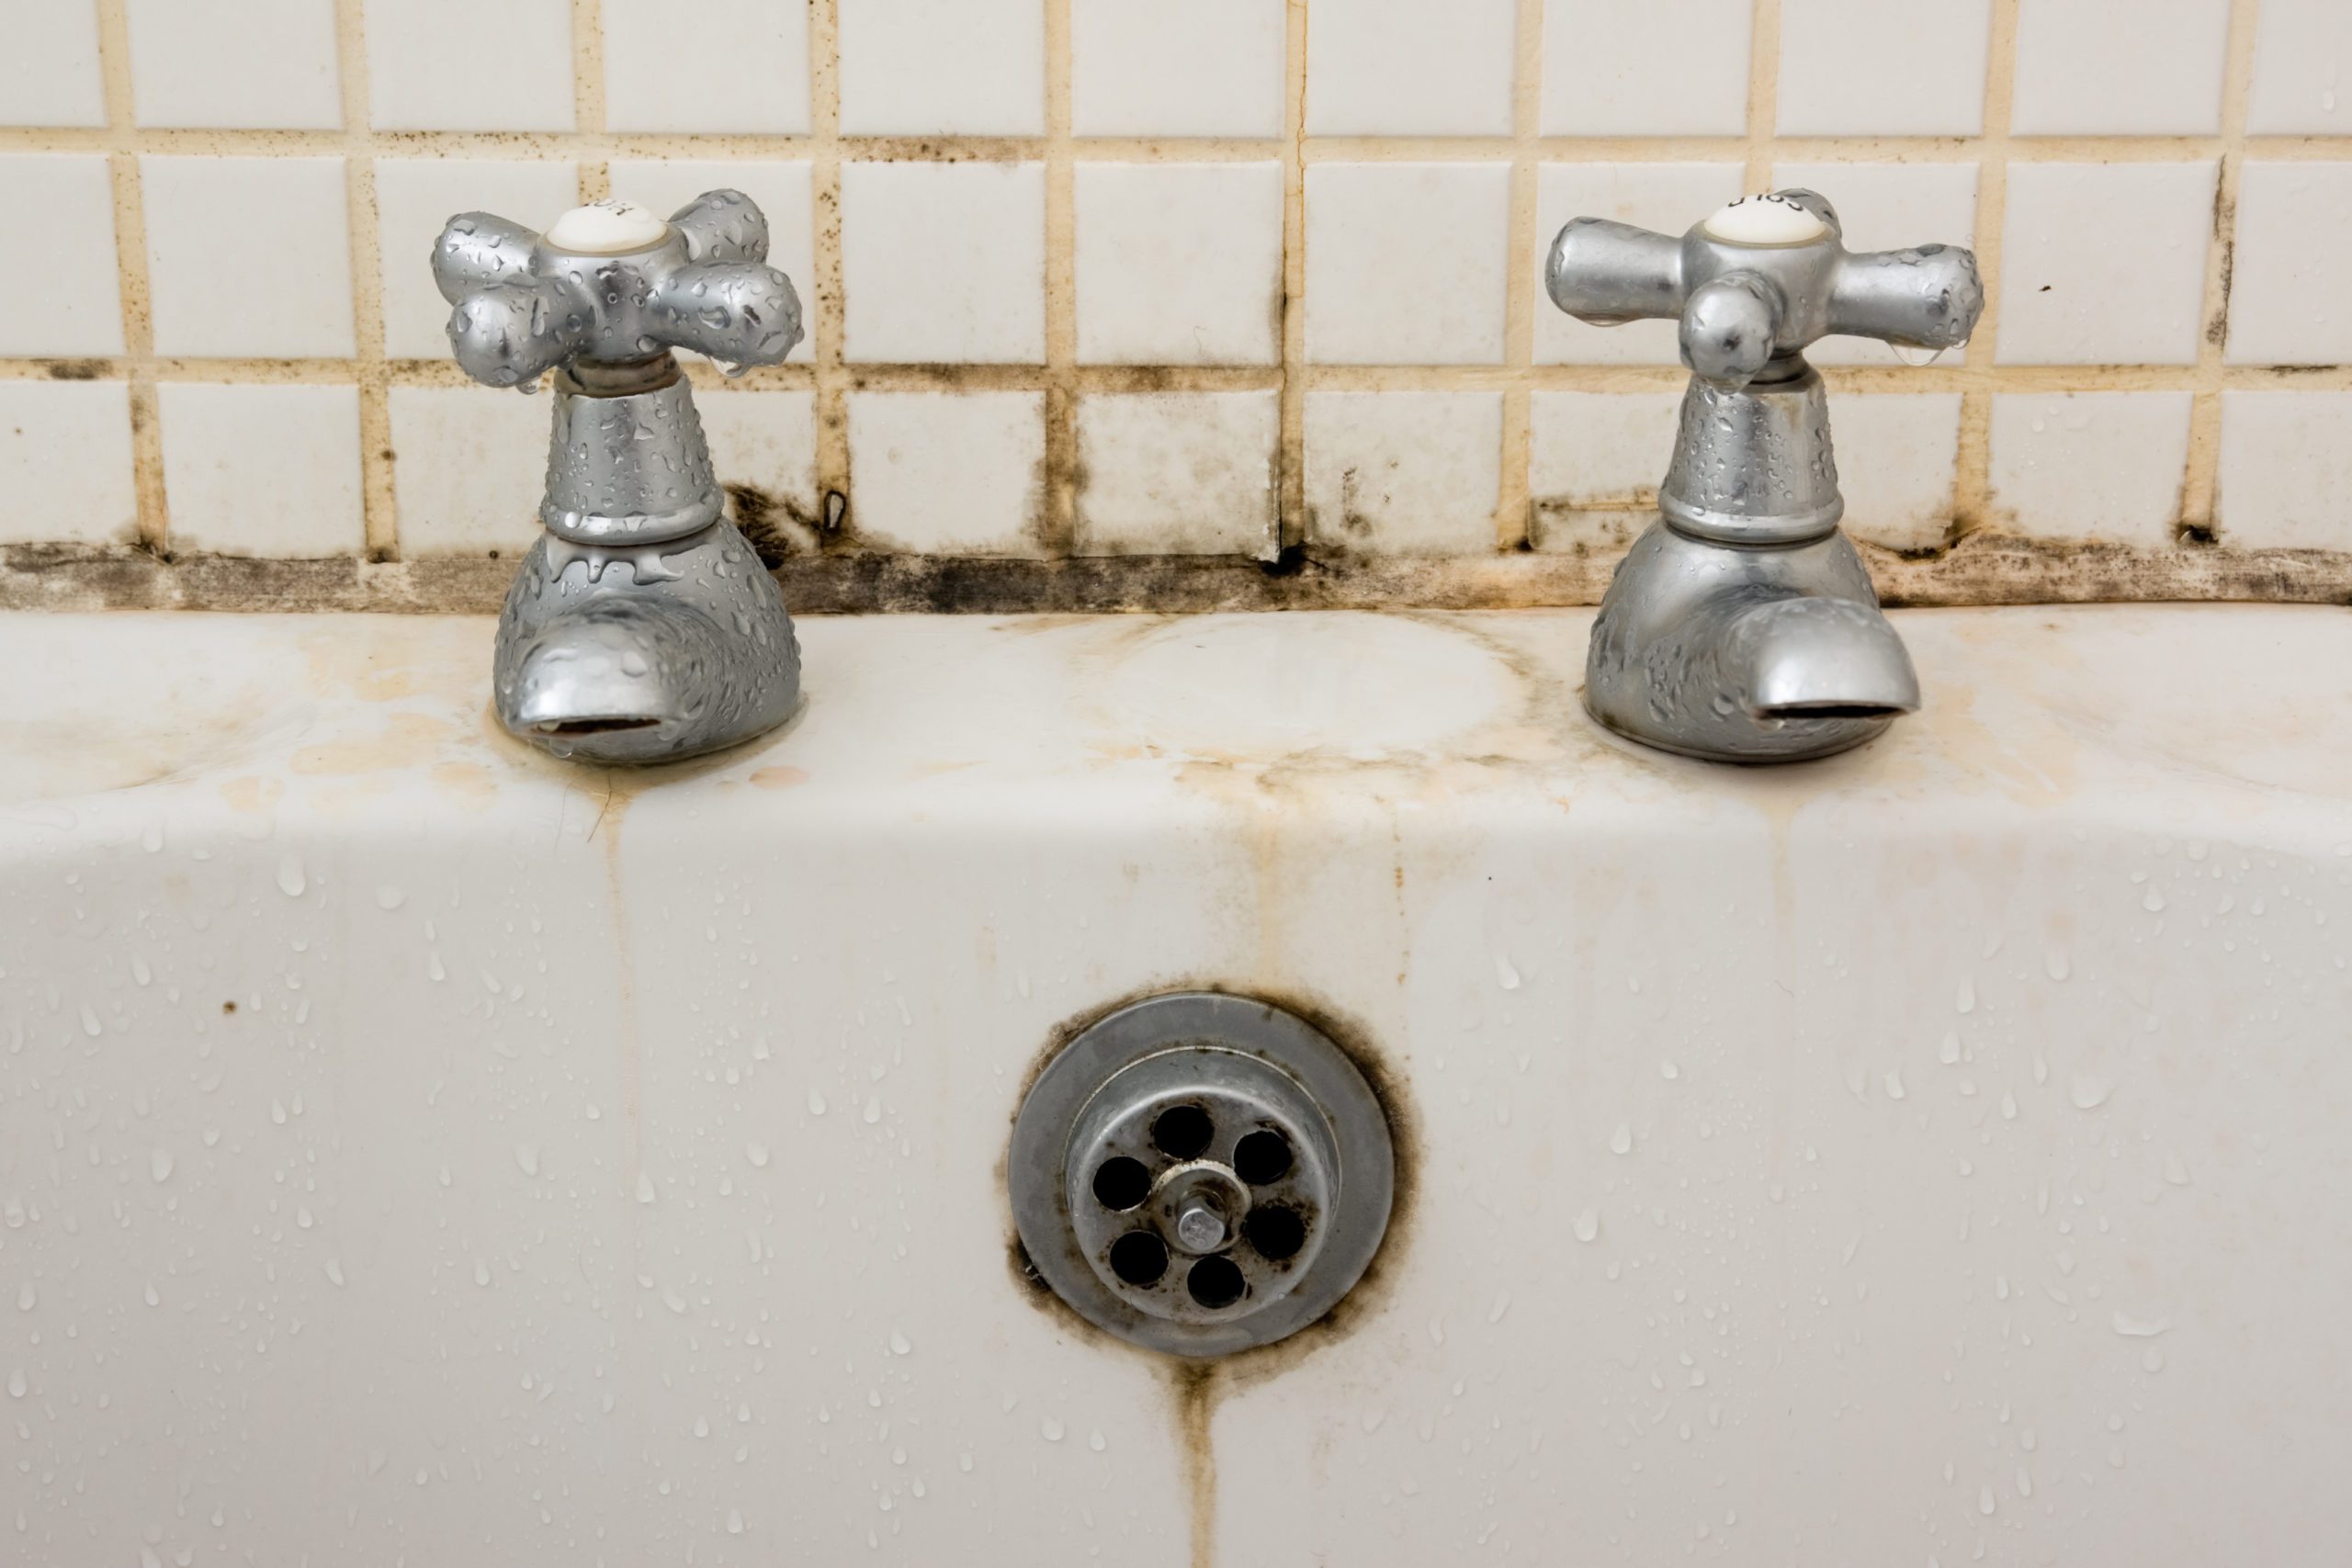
[5,605,2351,1563]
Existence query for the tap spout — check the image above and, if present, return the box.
[1723,594,1920,722]
[1584,524,1918,763]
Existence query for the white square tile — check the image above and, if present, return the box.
[366,0,574,131]
[374,158,578,360]
[847,391,1045,555]
[0,154,123,356]
[1076,392,1277,556]
[1306,163,1510,366]
[604,0,809,131]
[1776,0,1990,136]
[1830,393,1963,553]
[142,156,356,358]
[2247,0,2352,135]
[1076,163,1283,366]
[160,382,363,557]
[2218,392,2352,549]
[2011,0,2228,134]
[842,162,1045,364]
[1306,0,1515,136]
[1528,390,1680,552]
[0,380,137,546]
[610,161,815,363]
[127,0,343,130]
[2225,162,2352,367]
[1996,161,2215,366]
[387,384,548,556]
[698,389,819,532]
[1534,163,1745,366]
[0,0,105,128]
[1304,392,1501,555]
[1070,0,1286,139]
[1987,391,2192,547]
[838,0,1044,135]
[1541,0,1751,136]
[1770,160,1979,365]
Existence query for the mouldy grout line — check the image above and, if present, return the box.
[6,537,2352,616]
[1950,0,2022,543]
[2177,0,2265,544]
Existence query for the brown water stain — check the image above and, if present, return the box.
[290,713,454,775]
[217,775,284,812]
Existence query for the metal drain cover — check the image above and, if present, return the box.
[1011,992,1395,1358]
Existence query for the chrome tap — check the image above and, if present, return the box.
[432,192,805,763]
[1545,190,1984,762]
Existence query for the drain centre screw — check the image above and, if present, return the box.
[1159,1165,1249,1256]
[1174,1193,1229,1254]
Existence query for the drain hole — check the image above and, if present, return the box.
[1109,1231,1169,1286]
[1232,1129,1293,1185]
[1150,1104,1214,1160]
[1091,1156,1151,1212]
[1186,1255,1247,1309]
[1243,1204,1306,1261]
[1754,702,1903,721]
[537,716,661,736]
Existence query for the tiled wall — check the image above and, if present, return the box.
[1,0,2349,613]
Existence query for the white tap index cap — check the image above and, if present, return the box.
[1702,194,1830,246]
[545,198,669,254]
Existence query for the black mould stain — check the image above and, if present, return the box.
[722,481,826,569]
[45,359,104,381]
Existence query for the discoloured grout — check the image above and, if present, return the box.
[334,0,398,561]
[808,0,852,538]
[91,0,167,555]
[1494,0,1545,551]
[1041,0,1080,555]
[9,355,2352,396]
[1744,0,1781,191]
[2180,0,2264,540]
[9,122,2347,163]
[1275,0,1311,558]
[570,0,609,202]
[1951,0,2019,538]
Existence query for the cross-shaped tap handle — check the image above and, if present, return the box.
[432,190,804,389]
[1545,189,1984,389]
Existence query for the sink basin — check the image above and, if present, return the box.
[5,605,2351,1563]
